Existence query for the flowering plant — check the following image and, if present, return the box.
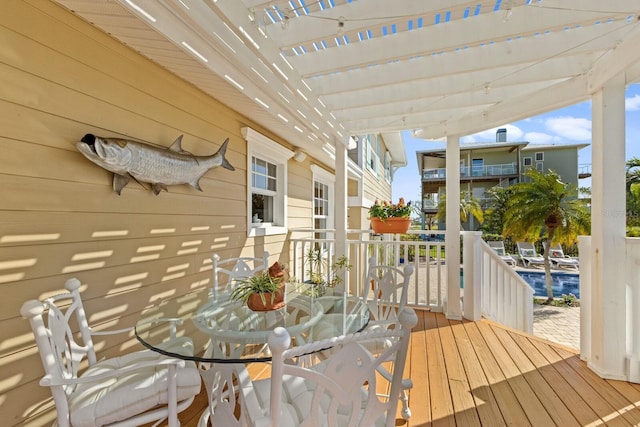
[369,198,412,221]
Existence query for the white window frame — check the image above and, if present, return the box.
[535,152,544,162]
[311,165,335,233]
[365,134,382,177]
[242,127,294,237]
[523,157,532,167]
[384,151,391,183]
[536,162,544,172]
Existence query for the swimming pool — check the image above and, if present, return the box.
[517,271,580,299]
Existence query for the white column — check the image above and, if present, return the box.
[588,73,627,380]
[462,231,482,320]
[446,135,462,319]
[334,138,348,271]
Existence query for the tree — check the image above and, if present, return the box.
[626,158,640,227]
[482,186,515,235]
[503,169,590,302]
[435,191,484,230]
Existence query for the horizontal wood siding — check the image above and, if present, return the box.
[0,1,312,425]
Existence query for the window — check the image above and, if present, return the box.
[242,127,294,237]
[312,165,335,240]
[523,157,532,166]
[252,157,276,223]
[365,134,383,177]
[384,151,391,183]
[536,162,544,172]
[535,152,544,162]
[472,158,484,176]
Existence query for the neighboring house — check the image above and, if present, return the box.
[348,133,407,232]
[417,129,590,230]
[0,3,406,425]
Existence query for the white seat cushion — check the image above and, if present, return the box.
[69,338,201,427]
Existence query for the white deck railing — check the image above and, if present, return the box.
[288,228,533,333]
[470,234,534,334]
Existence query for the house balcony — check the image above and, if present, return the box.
[422,163,519,184]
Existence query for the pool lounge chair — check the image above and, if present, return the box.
[487,241,517,267]
[544,242,579,270]
[516,242,545,268]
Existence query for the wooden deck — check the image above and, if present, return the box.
[173,310,640,426]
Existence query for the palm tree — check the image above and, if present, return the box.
[482,186,515,235]
[436,191,484,230]
[503,169,590,302]
[626,158,640,227]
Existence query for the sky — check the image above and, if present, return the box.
[392,83,640,204]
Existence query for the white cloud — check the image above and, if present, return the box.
[462,124,524,142]
[524,132,559,144]
[626,94,640,111]
[545,116,591,141]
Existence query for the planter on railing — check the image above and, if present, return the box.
[370,217,411,234]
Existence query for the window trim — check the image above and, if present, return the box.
[311,165,335,232]
[523,156,532,167]
[535,152,544,162]
[242,127,294,237]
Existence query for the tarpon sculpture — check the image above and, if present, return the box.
[76,133,234,195]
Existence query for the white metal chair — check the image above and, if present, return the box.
[20,278,201,427]
[239,307,418,427]
[364,257,414,419]
[516,242,545,268]
[487,241,517,267]
[211,251,269,298]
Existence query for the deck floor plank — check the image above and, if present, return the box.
[425,311,456,427]
[528,336,631,426]
[477,320,555,426]
[405,304,432,426]
[507,330,596,426]
[161,310,640,427]
[449,319,506,426]
[462,321,531,426]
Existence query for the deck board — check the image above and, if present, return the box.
[162,310,640,427]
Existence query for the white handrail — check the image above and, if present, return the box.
[477,239,534,333]
[288,228,534,333]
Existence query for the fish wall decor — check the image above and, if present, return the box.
[76,134,234,195]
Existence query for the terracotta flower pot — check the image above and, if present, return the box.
[247,283,286,311]
[370,217,411,234]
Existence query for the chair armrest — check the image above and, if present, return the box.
[40,357,186,387]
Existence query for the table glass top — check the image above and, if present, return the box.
[135,284,370,363]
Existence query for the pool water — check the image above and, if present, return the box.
[517,271,580,299]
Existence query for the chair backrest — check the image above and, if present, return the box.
[517,241,538,257]
[488,240,506,256]
[267,307,418,427]
[364,257,413,323]
[542,242,565,258]
[212,251,269,298]
[20,278,96,421]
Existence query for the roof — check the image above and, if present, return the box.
[53,0,640,168]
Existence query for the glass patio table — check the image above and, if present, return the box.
[134,284,371,363]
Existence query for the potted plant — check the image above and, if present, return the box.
[369,197,412,234]
[230,262,286,311]
[304,249,351,297]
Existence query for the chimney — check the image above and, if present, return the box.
[496,128,507,142]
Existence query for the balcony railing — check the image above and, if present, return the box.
[423,163,517,180]
[287,228,533,333]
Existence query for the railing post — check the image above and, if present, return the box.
[462,231,482,321]
[578,236,591,362]
[626,238,640,383]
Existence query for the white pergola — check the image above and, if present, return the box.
[55,0,640,382]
